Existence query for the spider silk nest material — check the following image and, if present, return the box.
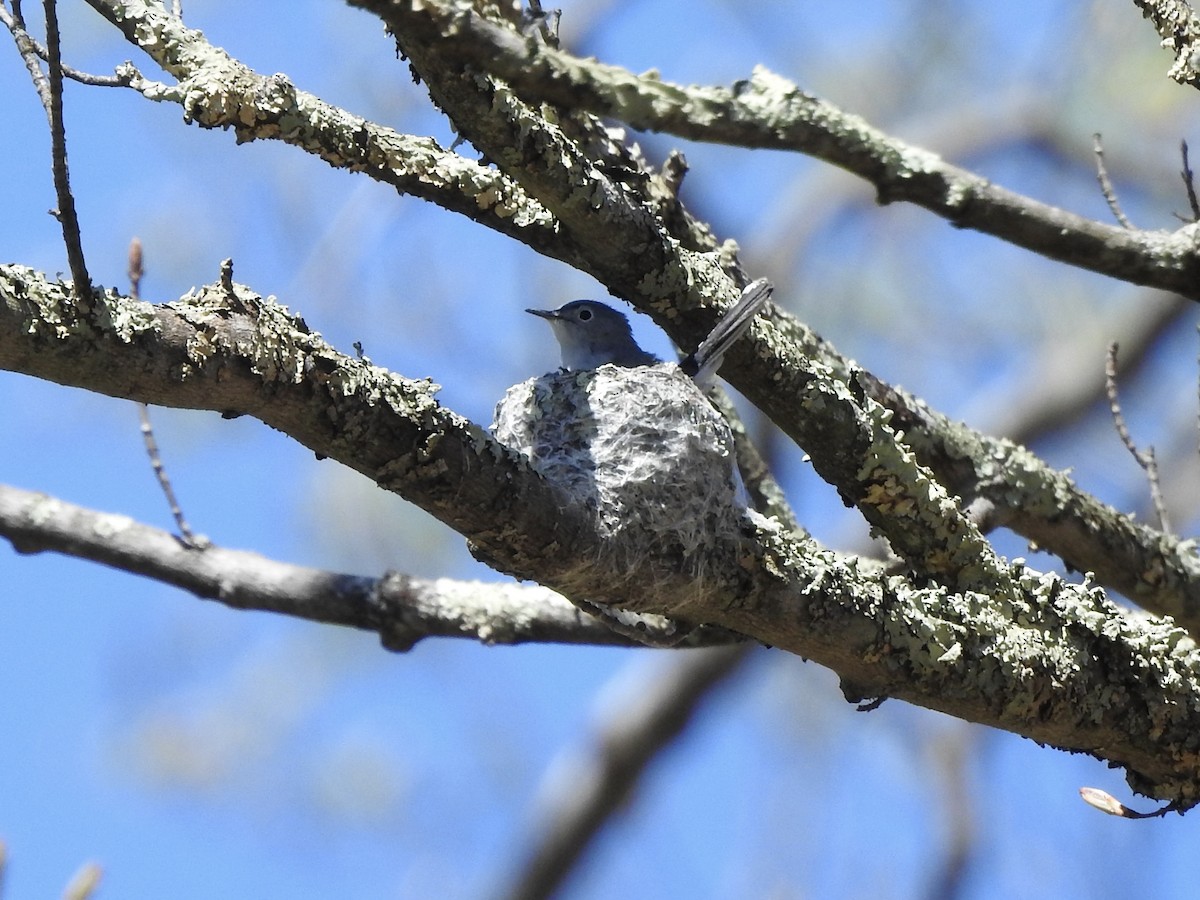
[492,363,756,610]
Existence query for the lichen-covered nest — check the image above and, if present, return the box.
[492,364,752,610]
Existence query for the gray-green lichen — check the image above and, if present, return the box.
[111,1,556,237]
[0,264,159,344]
[492,363,753,614]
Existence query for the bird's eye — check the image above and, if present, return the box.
[577,308,593,321]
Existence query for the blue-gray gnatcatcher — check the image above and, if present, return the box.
[492,278,775,617]
[526,278,772,382]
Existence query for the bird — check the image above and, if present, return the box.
[497,279,775,620]
[526,278,772,383]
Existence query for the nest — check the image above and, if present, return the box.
[492,364,750,612]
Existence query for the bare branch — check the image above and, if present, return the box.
[1106,342,1171,532]
[0,482,686,649]
[349,0,1200,300]
[1181,140,1200,221]
[78,0,564,259]
[0,4,126,86]
[42,0,92,309]
[1093,133,1134,229]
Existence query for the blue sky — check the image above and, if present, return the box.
[2,1,1199,898]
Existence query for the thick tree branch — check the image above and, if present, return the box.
[5,265,1200,801]
[76,2,1018,603]
[1132,0,1200,86]
[289,0,1200,631]
[0,264,602,591]
[352,0,1200,300]
[0,482,696,649]
[64,3,1200,626]
[71,0,1200,623]
[79,0,565,258]
[875,379,1200,628]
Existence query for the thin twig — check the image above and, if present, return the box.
[1,1,50,106]
[42,0,93,309]
[1106,342,1170,532]
[0,5,127,86]
[1181,140,1200,222]
[126,238,205,549]
[136,405,206,548]
[1092,133,1133,229]
[523,0,560,47]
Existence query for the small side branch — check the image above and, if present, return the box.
[0,3,126,86]
[0,482,685,649]
[42,0,92,310]
[1106,342,1170,532]
[1180,140,1200,222]
[1093,133,1134,229]
[135,404,205,548]
[127,238,205,548]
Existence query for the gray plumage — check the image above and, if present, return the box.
[526,300,659,370]
[527,279,771,382]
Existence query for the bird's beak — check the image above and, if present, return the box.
[526,308,559,320]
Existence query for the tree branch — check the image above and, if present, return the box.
[318,0,1200,630]
[351,0,1200,299]
[0,4,128,86]
[42,0,93,310]
[65,3,1200,626]
[0,263,599,583]
[1132,0,1200,86]
[5,265,1200,801]
[79,0,566,258]
[0,482,696,649]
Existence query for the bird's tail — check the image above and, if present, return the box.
[683,278,773,384]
